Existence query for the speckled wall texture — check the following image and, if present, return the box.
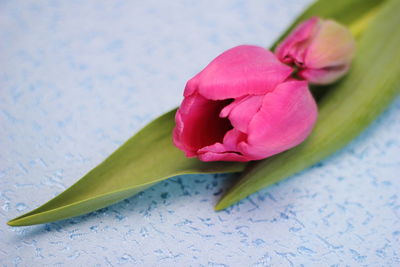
[1,0,399,266]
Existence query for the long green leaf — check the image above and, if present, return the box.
[215,0,400,210]
[8,110,245,226]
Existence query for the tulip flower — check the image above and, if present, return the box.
[173,45,318,162]
[275,17,356,85]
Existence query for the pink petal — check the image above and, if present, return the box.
[220,95,264,133]
[222,129,247,151]
[304,19,356,69]
[219,96,245,118]
[198,151,249,162]
[197,129,248,161]
[191,45,292,100]
[197,142,226,154]
[183,75,199,97]
[172,94,232,156]
[275,17,320,65]
[239,80,317,159]
[299,65,349,85]
[196,129,246,154]
[173,109,196,157]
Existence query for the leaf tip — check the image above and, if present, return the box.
[7,216,30,227]
[214,204,223,212]
[7,219,19,227]
[214,198,229,211]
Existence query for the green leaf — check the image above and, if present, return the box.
[215,0,400,210]
[8,110,245,226]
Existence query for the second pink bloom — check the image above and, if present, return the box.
[275,17,356,85]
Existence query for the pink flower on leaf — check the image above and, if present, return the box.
[173,45,318,162]
[275,17,356,85]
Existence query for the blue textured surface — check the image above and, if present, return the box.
[1,0,400,266]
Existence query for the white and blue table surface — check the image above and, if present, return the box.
[1,0,399,266]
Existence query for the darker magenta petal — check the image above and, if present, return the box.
[173,93,233,157]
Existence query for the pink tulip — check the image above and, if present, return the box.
[173,45,317,162]
[275,17,356,85]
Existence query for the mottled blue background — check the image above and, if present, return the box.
[1,0,399,266]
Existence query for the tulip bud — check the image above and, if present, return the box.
[275,17,356,85]
[173,45,317,162]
